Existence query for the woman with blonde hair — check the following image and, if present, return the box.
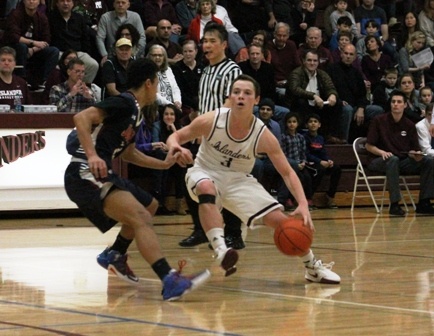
[398,31,430,88]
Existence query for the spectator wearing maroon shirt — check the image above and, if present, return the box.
[142,0,182,43]
[2,0,59,88]
[267,22,301,106]
[366,90,434,216]
[296,27,333,71]
[0,46,31,107]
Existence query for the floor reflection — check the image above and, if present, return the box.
[0,211,433,335]
[0,248,109,307]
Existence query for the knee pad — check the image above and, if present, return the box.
[198,194,216,204]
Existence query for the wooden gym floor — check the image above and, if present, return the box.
[0,207,433,335]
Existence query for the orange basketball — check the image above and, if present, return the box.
[274,217,313,256]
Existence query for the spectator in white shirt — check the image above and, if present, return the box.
[416,102,434,156]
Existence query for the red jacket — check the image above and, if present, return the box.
[186,15,222,44]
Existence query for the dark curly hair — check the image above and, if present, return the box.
[115,24,140,49]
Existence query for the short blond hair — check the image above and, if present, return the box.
[406,31,426,53]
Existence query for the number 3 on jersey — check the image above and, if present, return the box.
[221,157,233,168]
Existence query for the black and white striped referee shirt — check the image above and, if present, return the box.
[198,58,242,114]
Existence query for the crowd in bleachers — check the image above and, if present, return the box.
[1,0,434,215]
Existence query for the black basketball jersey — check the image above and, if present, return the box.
[67,93,141,168]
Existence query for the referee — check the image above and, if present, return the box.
[178,22,245,250]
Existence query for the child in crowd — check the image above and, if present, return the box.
[278,112,315,211]
[329,16,355,51]
[330,0,361,38]
[304,114,342,209]
[330,1,359,39]
[418,86,433,115]
[370,67,399,113]
[356,20,380,60]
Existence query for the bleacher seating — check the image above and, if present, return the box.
[1,0,425,212]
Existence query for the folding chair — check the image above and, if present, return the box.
[351,137,417,213]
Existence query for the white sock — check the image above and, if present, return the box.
[300,249,315,268]
[206,228,226,251]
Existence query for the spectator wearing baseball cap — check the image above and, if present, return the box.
[116,37,133,48]
[102,38,133,98]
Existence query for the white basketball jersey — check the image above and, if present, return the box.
[194,108,266,174]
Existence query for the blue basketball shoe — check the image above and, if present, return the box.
[162,260,211,301]
[97,247,139,285]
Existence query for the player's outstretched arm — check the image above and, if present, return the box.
[258,129,314,230]
[168,111,215,145]
[166,111,215,166]
[121,143,178,170]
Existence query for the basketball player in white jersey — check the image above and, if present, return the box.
[166,74,341,284]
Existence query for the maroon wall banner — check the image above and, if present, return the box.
[0,131,46,167]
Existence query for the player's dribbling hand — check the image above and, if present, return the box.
[291,205,315,232]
